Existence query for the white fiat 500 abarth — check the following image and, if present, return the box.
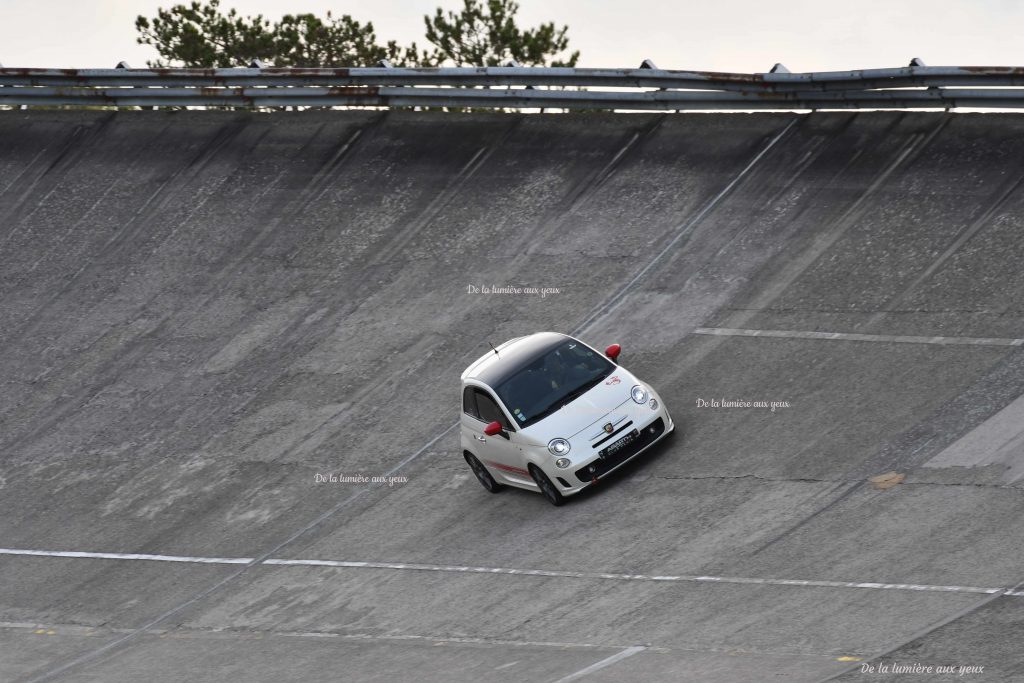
[460,332,674,506]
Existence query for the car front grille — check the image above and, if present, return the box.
[575,417,665,483]
[591,420,633,449]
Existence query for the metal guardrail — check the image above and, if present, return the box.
[3,64,1024,110]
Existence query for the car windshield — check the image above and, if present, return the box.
[493,339,614,428]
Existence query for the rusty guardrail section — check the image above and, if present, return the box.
[3,64,1024,110]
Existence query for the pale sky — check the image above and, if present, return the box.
[2,0,1023,72]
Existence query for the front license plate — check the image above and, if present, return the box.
[601,429,639,458]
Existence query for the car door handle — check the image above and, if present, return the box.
[475,435,486,442]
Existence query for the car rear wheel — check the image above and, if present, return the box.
[529,465,565,507]
[464,452,503,493]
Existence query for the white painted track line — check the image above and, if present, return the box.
[3,548,1021,598]
[694,327,1024,347]
[551,645,647,683]
[0,548,251,564]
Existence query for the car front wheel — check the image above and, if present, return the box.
[529,464,565,507]
[464,452,503,493]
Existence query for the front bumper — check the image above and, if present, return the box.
[540,404,674,495]
[574,417,667,483]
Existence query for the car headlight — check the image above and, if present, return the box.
[649,398,658,410]
[555,457,571,469]
[547,438,571,456]
[631,385,648,404]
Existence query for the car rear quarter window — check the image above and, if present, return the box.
[462,386,480,419]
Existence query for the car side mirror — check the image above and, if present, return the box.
[484,421,504,436]
[605,344,621,361]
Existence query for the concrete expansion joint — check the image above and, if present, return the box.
[900,479,1024,491]
[4,619,644,651]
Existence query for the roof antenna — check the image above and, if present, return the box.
[488,341,499,357]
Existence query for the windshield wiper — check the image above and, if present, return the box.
[557,375,605,409]
[527,399,566,425]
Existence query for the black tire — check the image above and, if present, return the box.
[464,452,503,493]
[529,465,565,507]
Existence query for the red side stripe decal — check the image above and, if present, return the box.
[485,460,531,476]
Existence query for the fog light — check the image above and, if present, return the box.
[555,457,571,469]
[649,398,658,410]
[588,465,596,473]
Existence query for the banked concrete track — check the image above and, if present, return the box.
[2,110,1024,682]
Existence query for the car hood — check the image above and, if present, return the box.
[521,369,639,441]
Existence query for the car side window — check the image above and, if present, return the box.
[473,389,512,430]
[462,386,480,419]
